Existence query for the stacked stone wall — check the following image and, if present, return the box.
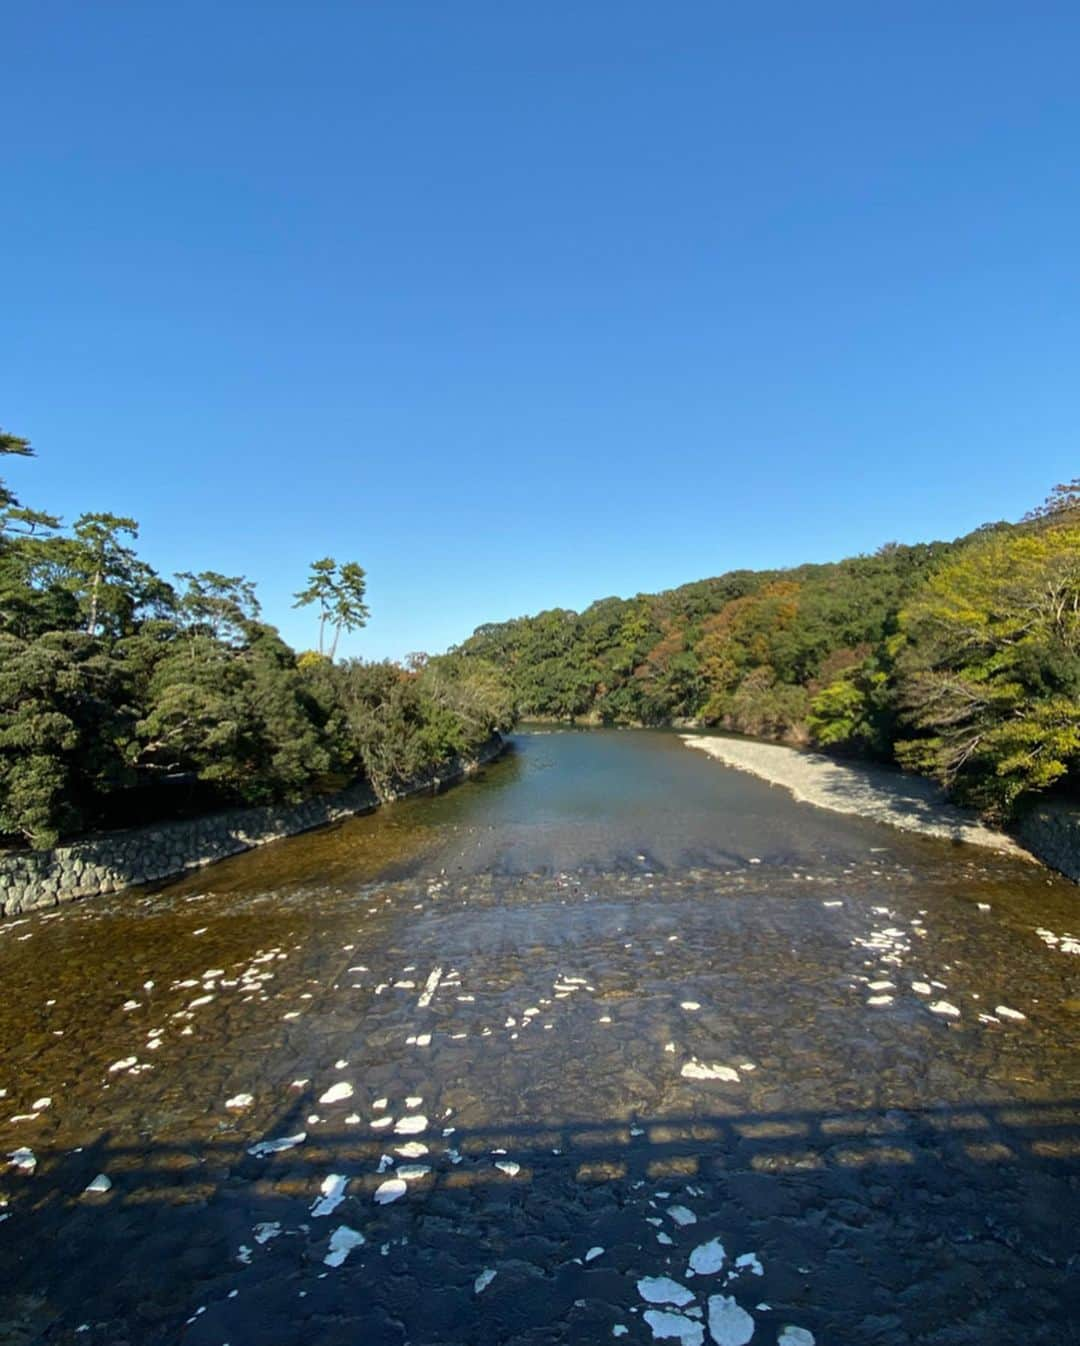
[0,735,504,918]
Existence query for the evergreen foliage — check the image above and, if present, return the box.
[456,505,1080,819]
[0,430,512,848]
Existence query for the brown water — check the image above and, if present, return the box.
[1,729,1077,1346]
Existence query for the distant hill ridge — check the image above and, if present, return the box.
[457,485,1080,821]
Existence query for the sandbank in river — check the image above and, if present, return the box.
[682,734,1033,859]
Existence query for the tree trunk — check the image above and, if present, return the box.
[86,569,101,635]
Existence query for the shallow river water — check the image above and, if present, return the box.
[1,729,1078,1346]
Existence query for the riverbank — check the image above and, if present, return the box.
[1,728,1076,1345]
[0,734,506,918]
[681,734,1034,859]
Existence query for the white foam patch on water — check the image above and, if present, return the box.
[688,1238,726,1275]
[637,1277,695,1307]
[311,1174,348,1217]
[394,1114,427,1135]
[667,1205,697,1226]
[680,1002,701,1011]
[475,1268,497,1294]
[585,1246,604,1261]
[995,1005,1027,1021]
[395,1141,428,1158]
[108,1057,137,1073]
[83,1173,112,1193]
[374,1178,407,1204]
[734,1253,763,1276]
[405,1095,423,1107]
[247,1132,306,1157]
[397,1164,430,1181]
[929,1001,960,1018]
[1035,927,1080,955]
[643,1309,704,1344]
[418,967,443,1008]
[912,982,931,995]
[371,1116,393,1130]
[495,1161,520,1176]
[681,1060,740,1083]
[319,1082,353,1104]
[777,1329,815,1346]
[707,1295,755,1345]
[373,1097,388,1109]
[253,1221,281,1244]
[866,995,893,1007]
[225,1093,253,1109]
[324,1225,364,1267]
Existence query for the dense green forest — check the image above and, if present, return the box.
[455,483,1080,821]
[0,430,513,849]
[5,422,1077,847]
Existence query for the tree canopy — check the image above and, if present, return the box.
[456,507,1080,820]
[0,431,512,848]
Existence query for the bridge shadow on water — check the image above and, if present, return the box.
[3,1097,1078,1346]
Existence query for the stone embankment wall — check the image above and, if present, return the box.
[0,735,505,919]
[1016,799,1080,884]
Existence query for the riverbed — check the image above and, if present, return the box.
[1,729,1077,1345]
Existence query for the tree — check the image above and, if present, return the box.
[0,426,513,841]
[0,429,33,518]
[0,631,135,846]
[136,621,332,803]
[894,526,1080,816]
[68,513,170,637]
[293,557,370,660]
[175,571,260,644]
[1023,478,1080,523]
[807,657,892,755]
[0,428,59,536]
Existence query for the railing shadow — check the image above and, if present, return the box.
[3,1097,1077,1344]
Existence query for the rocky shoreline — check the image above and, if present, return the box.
[681,734,1033,859]
[0,734,506,918]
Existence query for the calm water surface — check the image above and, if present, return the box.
[1,730,1077,1346]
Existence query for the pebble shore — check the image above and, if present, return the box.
[681,735,1033,859]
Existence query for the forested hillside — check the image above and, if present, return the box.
[0,430,512,849]
[457,484,1080,820]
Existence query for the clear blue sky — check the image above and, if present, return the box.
[3,3,1077,660]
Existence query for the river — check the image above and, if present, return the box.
[1,728,1077,1345]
